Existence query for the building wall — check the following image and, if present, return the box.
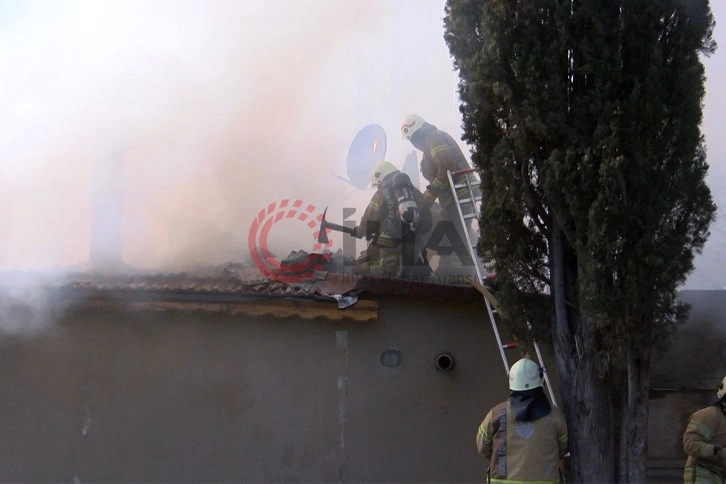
[0,289,720,482]
[0,295,509,483]
[648,290,726,477]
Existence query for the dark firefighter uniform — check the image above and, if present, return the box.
[403,117,481,276]
[354,173,431,278]
[417,126,477,212]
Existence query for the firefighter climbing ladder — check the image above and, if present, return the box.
[447,168,557,407]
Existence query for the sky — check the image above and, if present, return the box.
[0,0,725,288]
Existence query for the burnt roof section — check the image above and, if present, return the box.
[38,270,481,302]
[0,254,484,323]
[49,272,324,298]
[0,264,481,302]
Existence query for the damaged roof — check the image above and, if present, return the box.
[0,259,483,322]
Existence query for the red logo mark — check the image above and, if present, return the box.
[248,199,333,283]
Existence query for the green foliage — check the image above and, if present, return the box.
[444,0,716,361]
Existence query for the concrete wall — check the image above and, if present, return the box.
[0,295,509,483]
[647,290,726,477]
[2,289,721,482]
[652,290,726,390]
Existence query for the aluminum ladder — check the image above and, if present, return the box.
[446,168,557,407]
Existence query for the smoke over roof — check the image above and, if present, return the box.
[0,0,464,274]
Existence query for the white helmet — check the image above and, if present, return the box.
[370,161,399,188]
[509,358,543,391]
[718,376,726,400]
[400,114,426,140]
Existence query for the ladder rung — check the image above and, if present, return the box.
[454,187,480,195]
[463,213,478,220]
[452,168,476,176]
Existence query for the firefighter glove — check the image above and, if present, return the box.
[423,190,437,207]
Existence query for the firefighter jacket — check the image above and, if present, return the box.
[683,403,726,478]
[356,175,432,248]
[417,126,473,210]
[476,400,568,483]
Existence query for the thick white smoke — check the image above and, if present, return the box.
[0,0,464,274]
[2,0,723,290]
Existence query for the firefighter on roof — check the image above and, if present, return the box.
[477,358,568,483]
[353,161,431,279]
[401,114,482,278]
[682,376,726,482]
[400,113,477,212]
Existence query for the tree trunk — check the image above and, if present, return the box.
[618,347,651,482]
[551,221,615,482]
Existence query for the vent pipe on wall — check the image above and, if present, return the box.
[435,352,455,372]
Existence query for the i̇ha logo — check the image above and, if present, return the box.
[247,199,333,283]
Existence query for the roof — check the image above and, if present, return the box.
[0,263,483,322]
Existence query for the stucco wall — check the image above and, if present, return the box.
[652,290,726,390]
[0,295,509,483]
[1,289,720,482]
[647,290,726,477]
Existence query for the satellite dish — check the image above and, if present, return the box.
[344,124,387,189]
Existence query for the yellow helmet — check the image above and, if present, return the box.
[369,161,400,188]
[509,358,543,391]
[400,114,426,140]
[718,376,726,400]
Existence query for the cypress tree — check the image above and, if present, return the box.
[444,0,716,480]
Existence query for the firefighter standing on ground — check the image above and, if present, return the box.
[682,376,726,482]
[476,357,568,483]
[352,161,431,278]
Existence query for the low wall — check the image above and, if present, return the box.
[0,288,721,482]
[0,294,507,483]
[647,290,726,479]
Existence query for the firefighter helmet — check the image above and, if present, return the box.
[718,376,726,400]
[400,114,426,140]
[509,358,543,391]
[370,161,400,188]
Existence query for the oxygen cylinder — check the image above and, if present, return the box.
[392,172,419,232]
